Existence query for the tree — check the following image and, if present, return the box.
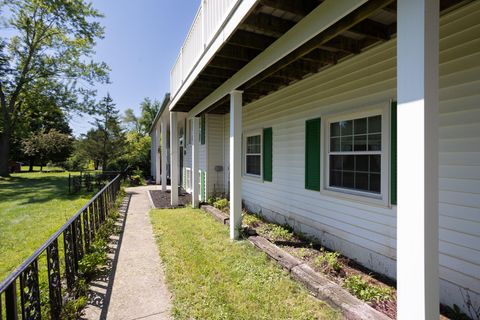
[0,0,109,176]
[21,129,73,171]
[87,94,125,171]
[138,98,161,134]
[123,108,141,134]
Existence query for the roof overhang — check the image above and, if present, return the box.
[170,0,471,117]
[148,93,171,134]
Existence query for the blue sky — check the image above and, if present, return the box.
[70,0,199,135]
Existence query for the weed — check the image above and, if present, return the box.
[78,251,107,279]
[213,198,229,211]
[313,249,342,274]
[258,223,294,241]
[343,275,393,303]
[61,296,87,320]
[242,212,261,228]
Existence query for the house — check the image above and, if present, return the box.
[150,0,480,318]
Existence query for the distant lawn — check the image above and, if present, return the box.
[0,171,93,281]
[150,208,339,320]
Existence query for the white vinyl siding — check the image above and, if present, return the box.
[207,114,225,195]
[218,1,480,310]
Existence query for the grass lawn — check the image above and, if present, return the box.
[0,171,93,281]
[150,208,340,320]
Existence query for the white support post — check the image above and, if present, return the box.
[161,118,167,192]
[192,117,200,208]
[170,112,179,206]
[155,123,161,185]
[229,90,243,240]
[397,0,439,319]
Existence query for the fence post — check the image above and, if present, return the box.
[5,281,18,320]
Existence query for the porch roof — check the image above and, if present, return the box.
[170,0,470,116]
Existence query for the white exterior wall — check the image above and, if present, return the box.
[219,2,480,311]
[207,114,226,196]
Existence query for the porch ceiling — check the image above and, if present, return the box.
[171,0,471,115]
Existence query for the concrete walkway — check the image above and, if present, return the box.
[84,185,172,320]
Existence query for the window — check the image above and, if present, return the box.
[328,115,382,194]
[245,134,261,176]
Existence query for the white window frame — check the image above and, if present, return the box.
[322,104,390,206]
[243,130,263,179]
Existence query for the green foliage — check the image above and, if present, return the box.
[21,129,73,168]
[61,296,87,320]
[257,223,294,241]
[242,212,262,228]
[150,207,339,319]
[0,0,109,176]
[78,250,107,279]
[313,249,342,274]
[139,97,162,134]
[343,275,393,303]
[213,198,229,211]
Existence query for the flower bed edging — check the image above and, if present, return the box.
[201,205,391,320]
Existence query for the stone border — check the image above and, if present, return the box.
[147,190,155,209]
[201,205,391,320]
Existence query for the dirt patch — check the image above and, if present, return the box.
[149,189,191,208]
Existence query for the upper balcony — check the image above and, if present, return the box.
[170,0,242,102]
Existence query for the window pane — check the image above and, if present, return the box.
[343,155,354,171]
[368,134,381,151]
[331,155,342,170]
[341,136,353,152]
[340,120,353,136]
[343,171,354,188]
[355,155,369,172]
[354,118,367,134]
[368,115,382,133]
[330,122,340,137]
[370,173,381,193]
[246,155,261,175]
[370,155,381,173]
[330,137,341,152]
[355,172,369,191]
[330,170,342,188]
[353,134,367,151]
[247,135,261,153]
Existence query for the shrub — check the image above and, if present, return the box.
[242,212,261,228]
[313,249,342,274]
[130,174,144,186]
[343,275,393,302]
[213,198,229,211]
[258,223,294,241]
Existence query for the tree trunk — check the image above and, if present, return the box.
[0,132,10,177]
[29,158,34,172]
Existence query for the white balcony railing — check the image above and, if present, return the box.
[170,0,240,100]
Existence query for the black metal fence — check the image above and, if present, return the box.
[68,171,122,194]
[0,173,123,320]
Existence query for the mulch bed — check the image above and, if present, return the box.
[243,212,398,319]
[149,189,191,208]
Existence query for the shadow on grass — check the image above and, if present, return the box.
[0,175,94,206]
[83,193,131,320]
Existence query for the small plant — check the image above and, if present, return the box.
[313,249,342,274]
[213,198,229,211]
[242,212,261,228]
[258,223,294,241]
[78,251,107,279]
[343,275,393,303]
[61,296,87,320]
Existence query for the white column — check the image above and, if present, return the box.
[161,118,167,192]
[397,0,439,319]
[170,112,179,206]
[151,132,156,178]
[192,117,200,208]
[155,123,161,185]
[229,90,243,240]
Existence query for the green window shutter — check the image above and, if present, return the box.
[305,118,321,191]
[391,100,397,205]
[200,114,206,145]
[263,127,273,182]
[200,170,206,201]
